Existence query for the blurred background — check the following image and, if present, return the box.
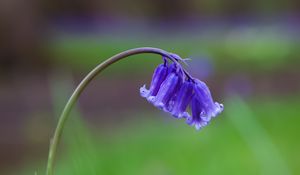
[1,0,300,174]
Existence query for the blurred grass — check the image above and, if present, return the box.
[48,31,300,74]
[226,97,292,175]
[21,95,300,175]
[58,96,299,175]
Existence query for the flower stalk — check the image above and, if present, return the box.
[46,47,173,175]
[45,47,223,175]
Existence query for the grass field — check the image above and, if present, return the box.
[21,95,300,175]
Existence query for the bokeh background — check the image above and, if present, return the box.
[1,0,300,174]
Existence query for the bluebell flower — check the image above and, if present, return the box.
[152,71,181,110]
[186,80,224,130]
[140,63,168,101]
[140,54,223,130]
[170,80,193,118]
[186,95,208,130]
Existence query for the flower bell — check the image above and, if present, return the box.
[140,63,168,101]
[170,81,193,118]
[193,80,224,118]
[186,80,224,130]
[186,95,208,130]
[153,72,180,110]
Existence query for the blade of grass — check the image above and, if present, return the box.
[226,96,291,175]
[49,71,99,175]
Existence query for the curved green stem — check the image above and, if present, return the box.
[46,47,172,175]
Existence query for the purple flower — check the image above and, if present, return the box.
[140,63,168,100]
[186,80,224,130]
[140,54,223,131]
[193,80,224,118]
[170,81,193,118]
[152,72,180,110]
[186,95,208,130]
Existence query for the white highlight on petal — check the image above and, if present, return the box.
[140,84,149,98]
[147,96,156,103]
[195,123,202,130]
[155,102,165,109]
[177,111,190,119]
[212,102,224,117]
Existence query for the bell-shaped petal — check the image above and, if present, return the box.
[193,79,224,118]
[140,64,168,100]
[171,81,193,118]
[163,93,177,113]
[186,95,210,130]
[153,72,180,110]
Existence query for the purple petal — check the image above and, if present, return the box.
[193,80,224,118]
[139,64,168,99]
[171,81,193,118]
[186,95,210,130]
[167,63,177,75]
[153,73,180,110]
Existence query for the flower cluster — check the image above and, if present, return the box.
[140,54,223,130]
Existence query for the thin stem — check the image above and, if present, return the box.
[45,47,174,175]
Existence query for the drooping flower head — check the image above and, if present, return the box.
[140,53,223,130]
